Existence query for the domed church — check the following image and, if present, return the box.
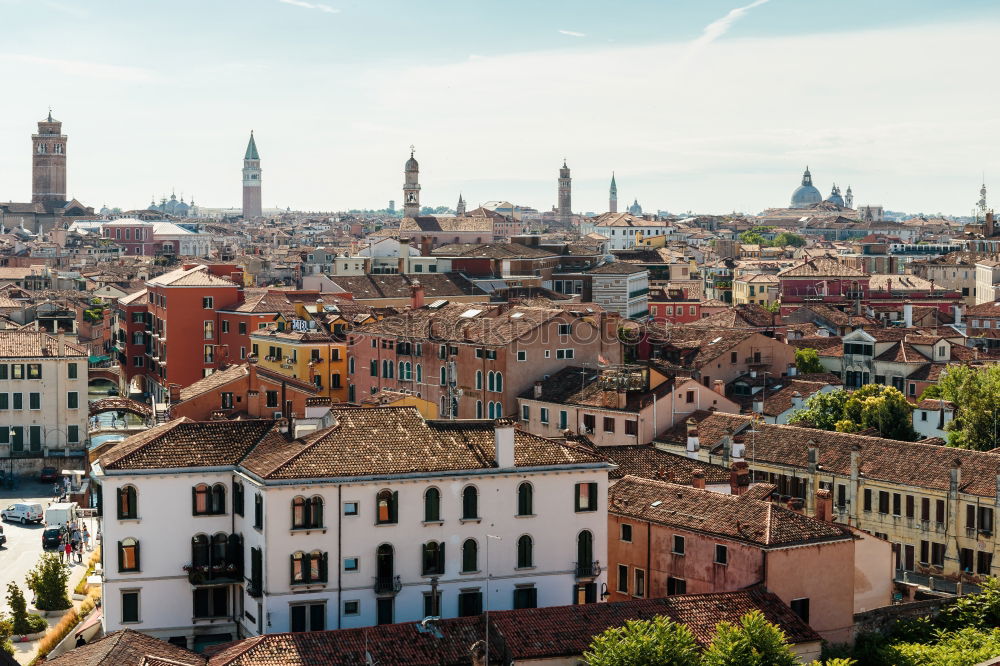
[825,183,845,207]
[790,166,822,208]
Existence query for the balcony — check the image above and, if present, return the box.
[373,575,402,595]
[628,287,650,298]
[575,561,601,579]
[184,562,244,586]
[245,579,262,598]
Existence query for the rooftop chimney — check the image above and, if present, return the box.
[729,461,750,496]
[903,300,913,328]
[731,434,746,459]
[616,388,628,410]
[815,488,833,522]
[786,497,804,513]
[791,390,803,410]
[691,469,706,490]
[953,304,963,326]
[168,383,181,403]
[713,379,725,396]
[56,327,65,356]
[420,236,432,257]
[685,418,699,457]
[494,418,515,469]
[410,280,425,309]
[533,381,543,400]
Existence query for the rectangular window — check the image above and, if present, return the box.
[11,364,23,380]
[625,420,638,436]
[513,587,537,610]
[289,603,325,632]
[715,544,728,565]
[936,499,945,524]
[121,590,140,623]
[221,392,234,409]
[931,542,946,567]
[863,488,872,512]
[978,551,993,575]
[27,364,41,379]
[68,425,79,443]
[559,410,568,429]
[673,535,685,555]
[558,324,571,335]
[892,493,901,516]
[790,598,810,624]
[343,557,359,572]
[633,569,645,598]
[575,482,598,512]
[203,297,214,309]
[254,493,263,529]
[921,497,930,521]
[906,495,915,518]
[266,391,278,408]
[457,590,483,617]
[878,491,890,514]
[667,577,687,595]
[0,365,7,380]
[67,392,79,409]
[343,502,358,516]
[920,540,929,564]
[616,564,628,594]
[68,362,78,378]
[603,417,615,433]
[517,351,526,361]
[29,393,40,410]
[620,523,632,542]
[343,600,360,616]
[980,507,994,534]
[540,408,549,425]
[12,393,21,410]
[521,405,530,421]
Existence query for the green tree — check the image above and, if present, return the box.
[771,232,807,248]
[25,553,71,611]
[794,347,825,374]
[930,365,1000,450]
[888,627,1000,666]
[701,610,798,666]
[584,615,702,666]
[739,230,766,245]
[789,386,916,441]
[7,582,30,635]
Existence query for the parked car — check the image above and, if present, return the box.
[39,467,61,483]
[0,525,6,547]
[1,503,43,524]
[41,528,61,550]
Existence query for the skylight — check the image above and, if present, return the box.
[510,312,524,318]
[650,500,663,507]
[460,309,482,318]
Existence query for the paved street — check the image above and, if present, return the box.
[0,481,94,615]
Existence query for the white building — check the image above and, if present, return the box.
[587,263,649,319]
[592,213,675,250]
[95,407,611,650]
[912,398,955,440]
[0,330,89,460]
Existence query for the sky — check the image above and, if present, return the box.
[1,0,1000,216]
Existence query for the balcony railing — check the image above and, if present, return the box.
[373,574,402,595]
[184,562,244,585]
[575,561,601,579]
[246,579,262,598]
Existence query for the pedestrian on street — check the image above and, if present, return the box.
[82,525,90,551]
[63,541,72,565]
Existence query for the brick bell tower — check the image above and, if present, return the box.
[242,131,262,219]
[558,159,572,224]
[32,110,67,205]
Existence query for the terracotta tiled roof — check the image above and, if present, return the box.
[147,265,236,288]
[916,399,955,411]
[431,243,556,259]
[325,272,484,300]
[586,262,648,275]
[219,289,296,315]
[687,304,775,329]
[486,588,821,657]
[399,215,493,233]
[610,475,850,547]
[660,412,1000,498]
[0,330,88,357]
[43,629,205,666]
[647,326,763,368]
[777,258,868,278]
[758,379,834,417]
[178,364,248,401]
[599,444,731,483]
[517,366,677,412]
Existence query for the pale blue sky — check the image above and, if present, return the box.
[1,0,999,215]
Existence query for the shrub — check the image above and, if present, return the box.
[7,582,31,635]
[25,553,71,611]
[583,615,702,665]
[35,608,78,659]
[73,563,95,596]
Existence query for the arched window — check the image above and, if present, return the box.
[376,489,398,524]
[422,541,445,575]
[191,534,209,567]
[118,537,140,572]
[517,535,533,568]
[210,484,226,514]
[376,543,394,582]
[476,370,483,390]
[291,550,326,584]
[370,359,378,376]
[462,486,478,520]
[405,362,412,380]
[192,483,210,515]
[415,364,422,383]
[117,485,137,520]
[212,532,228,563]
[517,482,533,516]
[577,530,594,575]
[461,538,478,573]
[440,366,447,386]
[398,361,405,379]
[292,496,324,529]
[424,487,440,522]
[495,372,503,392]
[487,371,495,392]
[476,401,483,419]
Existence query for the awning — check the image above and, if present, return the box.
[88,355,110,363]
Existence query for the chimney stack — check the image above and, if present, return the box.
[168,383,181,403]
[951,458,962,493]
[791,390,803,409]
[410,280,425,309]
[729,461,750,496]
[420,236,432,257]
[814,488,833,522]
[713,379,725,396]
[787,497,804,513]
[903,300,913,328]
[953,304,963,326]
[616,388,628,410]
[494,418,516,469]
[685,418,700,457]
[57,327,65,356]
[533,381,543,399]
[691,469,706,490]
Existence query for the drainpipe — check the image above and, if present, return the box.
[337,484,342,629]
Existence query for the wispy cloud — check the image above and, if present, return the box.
[558,29,586,37]
[681,0,769,65]
[0,53,150,81]
[278,0,339,14]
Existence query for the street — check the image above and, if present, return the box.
[0,481,95,615]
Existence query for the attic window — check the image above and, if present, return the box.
[650,500,663,507]
[428,300,448,309]
[460,309,482,318]
[709,337,722,345]
[510,312,524,318]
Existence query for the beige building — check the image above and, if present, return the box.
[732,274,779,306]
[660,412,1000,589]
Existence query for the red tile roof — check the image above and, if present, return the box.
[44,629,205,666]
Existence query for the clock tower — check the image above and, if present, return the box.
[403,146,420,218]
[558,159,572,224]
[32,110,67,205]
[242,131,262,219]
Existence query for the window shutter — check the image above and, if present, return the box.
[968,505,977,529]
[117,541,123,571]
[320,552,328,582]
[438,542,445,573]
[390,491,398,523]
[192,487,198,515]
[117,488,124,519]
[588,483,598,510]
[289,554,295,584]
[135,542,141,571]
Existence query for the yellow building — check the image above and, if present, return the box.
[733,274,779,306]
[359,389,438,419]
[659,412,1000,590]
[250,318,348,403]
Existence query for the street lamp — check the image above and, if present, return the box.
[484,534,501,665]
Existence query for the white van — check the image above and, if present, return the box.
[2,503,44,524]
[44,502,78,528]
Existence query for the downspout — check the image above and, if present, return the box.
[647,520,652,597]
[231,473,238,634]
[337,484,342,629]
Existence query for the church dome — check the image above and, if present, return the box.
[790,166,821,208]
[405,156,418,171]
[825,184,844,207]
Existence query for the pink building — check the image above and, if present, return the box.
[608,475,892,644]
[347,301,622,417]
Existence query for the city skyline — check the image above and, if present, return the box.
[1,0,999,215]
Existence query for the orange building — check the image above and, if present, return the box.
[169,360,318,421]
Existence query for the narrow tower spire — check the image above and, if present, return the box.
[242,131,262,219]
[609,171,618,214]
